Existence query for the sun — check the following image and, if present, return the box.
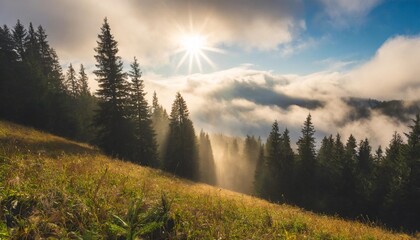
[181,34,206,54]
[173,20,224,73]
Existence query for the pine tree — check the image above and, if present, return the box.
[36,25,53,78]
[151,91,170,162]
[46,48,65,93]
[65,63,79,97]
[198,130,216,185]
[264,120,282,200]
[266,121,281,168]
[254,144,267,197]
[0,25,16,61]
[78,64,90,96]
[127,57,158,166]
[72,63,96,142]
[339,134,358,215]
[355,138,374,214]
[317,135,334,169]
[400,114,420,230]
[296,114,317,205]
[297,114,316,170]
[163,92,198,180]
[280,128,294,169]
[25,23,39,60]
[93,18,131,158]
[279,128,295,202]
[12,20,26,61]
[374,132,406,218]
[317,135,335,198]
[0,25,18,119]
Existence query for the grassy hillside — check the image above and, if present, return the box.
[0,121,413,239]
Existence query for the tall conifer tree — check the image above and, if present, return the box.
[127,57,158,166]
[65,63,79,97]
[163,92,198,180]
[93,18,131,158]
[296,114,317,205]
[78,64,90,96]
[151,91,170,162]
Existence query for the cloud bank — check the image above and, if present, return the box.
[144,36,420,148]
[0,0,304,66]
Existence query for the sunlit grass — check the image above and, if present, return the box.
[0,121,413,239]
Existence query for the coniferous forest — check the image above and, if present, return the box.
[0,19,419,232]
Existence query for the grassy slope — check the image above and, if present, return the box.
[0,121,413,239]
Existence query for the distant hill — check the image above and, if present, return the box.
[344,98,420,122]
[0,121,413,239]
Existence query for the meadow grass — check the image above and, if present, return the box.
[0,121,414,239]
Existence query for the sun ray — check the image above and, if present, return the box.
[202,46,227,54]
[195,51,203,72]
[176,51,190,71]
[188,52,193,73]
[199,51,216,69]
[172,16,225,73]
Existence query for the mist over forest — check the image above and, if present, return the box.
[1,10,420,234]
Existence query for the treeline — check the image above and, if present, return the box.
[1,19,419,232]
[0,20,96,141]
[0,19,215,184]
[253,114,420,231]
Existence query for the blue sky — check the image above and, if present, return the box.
[1,0,419,76]
[203,0,420,75]
[1,0,420,146]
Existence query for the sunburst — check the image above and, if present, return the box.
[173,17,224,73]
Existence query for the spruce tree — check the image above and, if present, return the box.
[198,130,216,185]
[93,18,131,158]
[297,114,316,169]
[279,128,295,202]
[296,114,317,206]
[163,92,198,180]
[0,25,17,119]
[65,63,79,97]
[127,57,158,166]
[400,114,420,230]
[264,120,282,200]
[355,138,374,214]
[317,135,335,197]
[25,23,39,60]
[254,144,267,197]
[340,134,357,214]
[78,64,90,96]
[373,132,406,218]
[12,20,26,61]
[151,91,170,162]
[266,121,281,168]
[36,25,55,82]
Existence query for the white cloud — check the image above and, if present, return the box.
[319,0,382,27]
[143,35,420,147]
[345,36,420,100]
[0,0,305,66]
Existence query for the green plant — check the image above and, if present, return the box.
[109,193,173,240]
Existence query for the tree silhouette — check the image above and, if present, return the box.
[65,63,80,97]
[163,92,198,180]
[151,91,170,164]
[127,57,158,167]
[78,64,90,96]
[296,114,317,205]
[93,18,132,159]
[198,130,216,185]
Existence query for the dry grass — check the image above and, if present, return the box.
[0,121,414,239]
